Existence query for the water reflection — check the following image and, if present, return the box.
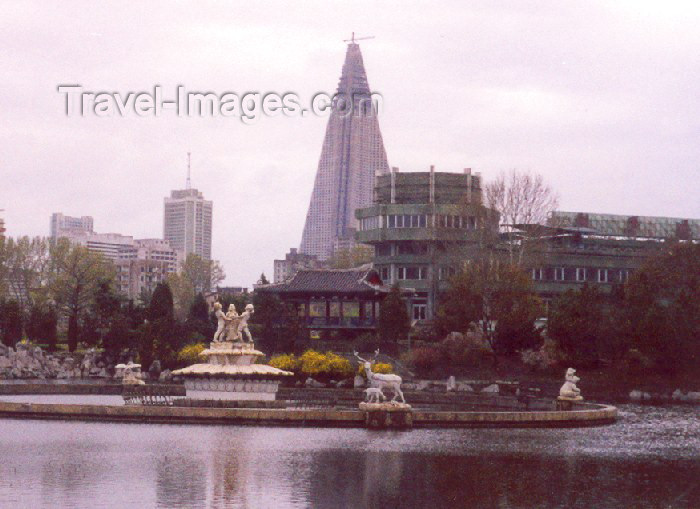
[0,405,697,508]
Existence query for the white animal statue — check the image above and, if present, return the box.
[354,350,406,404]
[559,367,583,400]
[363,387,386,403]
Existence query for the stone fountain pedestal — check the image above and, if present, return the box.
[359,402,413,429]
[172,341,293,401]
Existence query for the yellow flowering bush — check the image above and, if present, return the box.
[269,353,302,373]
[298,350,354,381]
[358,362,394,376]
[177,343,206,366]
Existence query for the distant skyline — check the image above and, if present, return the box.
[2,1,699,287]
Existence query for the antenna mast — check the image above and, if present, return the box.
[343,32,375,44]
[186,152,191,190]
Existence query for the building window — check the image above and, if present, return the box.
[379,267,390,282]
[597,269,609,283]
[532,268,544,281]
[386,215,427,229]
[412,304,427,321]
[554,267,565,281]
[576,268,587,282]
[439,267,456,280]
[397,266,427,280]
[619,269,630,283]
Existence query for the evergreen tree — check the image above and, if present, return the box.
[186,293,214,341]
[25,301,58,351]
[0,299,23,347]
[547,285,612,367]
[377,285,410,342]
[622,243,700,374]
[148,283,174,322]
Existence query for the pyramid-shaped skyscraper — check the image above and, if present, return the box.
[299,42,390,260]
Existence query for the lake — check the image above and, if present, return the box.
[0,401,697,508]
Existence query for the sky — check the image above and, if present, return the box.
[1,1,699,287]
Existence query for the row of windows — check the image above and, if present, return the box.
[532,267,632,283]
[388,215,428,228]
[360,214,479,231]
[379,266,456,281]
[436,215,478,229]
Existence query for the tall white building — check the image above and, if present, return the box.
[163,188,213,261]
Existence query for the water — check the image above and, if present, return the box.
[0,400,697,508]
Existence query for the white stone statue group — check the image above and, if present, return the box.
[559,367,583,401]
[213,302,255,343]
[354,349,406,404]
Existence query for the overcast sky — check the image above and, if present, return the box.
[2,1,699,287]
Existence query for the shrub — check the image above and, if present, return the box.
[404,347,443,376]
[435,333,493,369]
[358,362,393,376]
[521,337,564,372]
[269,353,302,373]
[298,350,354,381]
[177,343,206,366]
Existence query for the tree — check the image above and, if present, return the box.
[435,260,542,356]
[82,280,122,347]
[138,282,182,369]
[250,290,300,353]
[46,239,115,352]
[25,299,58,351]
[167,254,225,318]
[377,285,410,342]
[622,244,700,374]
[329,245,374,269]
[547,285,616,367]
[1,236,49,311]
[185,293,214,341]
[0,299,23,347]
[148,282,175,322]
[485,170,559,265]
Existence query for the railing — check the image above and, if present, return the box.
[306,317,375,328]
[122,384,175,406]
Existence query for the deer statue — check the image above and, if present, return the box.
[354,349,406,404]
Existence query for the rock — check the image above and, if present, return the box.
[672,389,684,401]
[457,383,474,392]
[335,379,352,388]
[0,343,7,356]
[482,384,500,394]
[416,380,431,391]
[305,377,325,388]
[149,360,162,378]
[353,375,365,388]
[446,376,456,392]
[643,392,651,401]
[629,390,643,401]
[687,392,700,403]
[159,369,172,382]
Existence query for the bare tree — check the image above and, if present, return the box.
[166,254,225,318]
[485,170,558,265]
